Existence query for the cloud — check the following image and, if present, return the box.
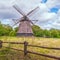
[0,0,41,19]
[14,0,42,14]
[46,0,60,9]
[0,0,60,30]
[29,3,56,22]
[0,0,20,19]
[0,7,22,19]
[39,9,60,30]
[39,12,56,21]
[33,0,60,30]
[0,0,15,6]
[38,3,49,12]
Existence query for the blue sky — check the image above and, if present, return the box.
[41,0,47,3]
[0,0,60,30]
[50,7,59,13]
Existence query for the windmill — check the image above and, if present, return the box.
[12,5,39,36]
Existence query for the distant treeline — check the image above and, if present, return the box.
[0,22,60,38]
[32,25,60,38]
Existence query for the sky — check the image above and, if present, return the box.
[0,0,60,30]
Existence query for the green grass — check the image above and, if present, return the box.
[0,36,60,60]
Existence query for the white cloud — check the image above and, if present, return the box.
[14,0,42,14]
[46,0,60,8]
[39,12,56,21]
[0,7,22,19]
[39,9,60,30]
[0,0,41,19]
[0,0,15,6]
[38,3,49,12]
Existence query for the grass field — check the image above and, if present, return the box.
[0,36,60,60]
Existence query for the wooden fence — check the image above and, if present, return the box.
[0,40,60,60]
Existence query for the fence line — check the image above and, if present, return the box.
[0,40,60,60]
[28,44,60,50]
[3,41,60,50]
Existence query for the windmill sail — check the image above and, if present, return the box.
[12,4,40,36]
[13,5,26,16]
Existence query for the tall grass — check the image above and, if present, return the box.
[0,36,60,60]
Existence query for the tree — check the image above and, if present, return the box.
[50,29,59,38]
[9,30,16,36]
[43,30,51,38]
[0,22,13,36]
[14,27,18,32]
[0,22,4,36]
[2,24,13,36]
[32,25,43,37]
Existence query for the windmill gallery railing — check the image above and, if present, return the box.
[0,40,60,60]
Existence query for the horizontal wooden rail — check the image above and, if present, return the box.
[3,42,24,44]
[3,41,60,50]
[27,51,60,60]
[28,45,60,50]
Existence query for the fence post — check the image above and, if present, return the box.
[24,41,28,56]
[0,40,2,48]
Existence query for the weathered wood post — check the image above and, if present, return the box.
[0,40,2,48]
[24,41,28,56]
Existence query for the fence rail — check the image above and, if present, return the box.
[0,40,60,60]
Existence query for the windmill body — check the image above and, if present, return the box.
[17,18,33,36]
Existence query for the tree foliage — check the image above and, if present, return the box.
[0,21,60,38]
[32,25,60,38]
[9,30,16,36]
[32,25,43,37]
[0,22,13,36]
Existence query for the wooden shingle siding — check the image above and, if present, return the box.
[17,21,33,36]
